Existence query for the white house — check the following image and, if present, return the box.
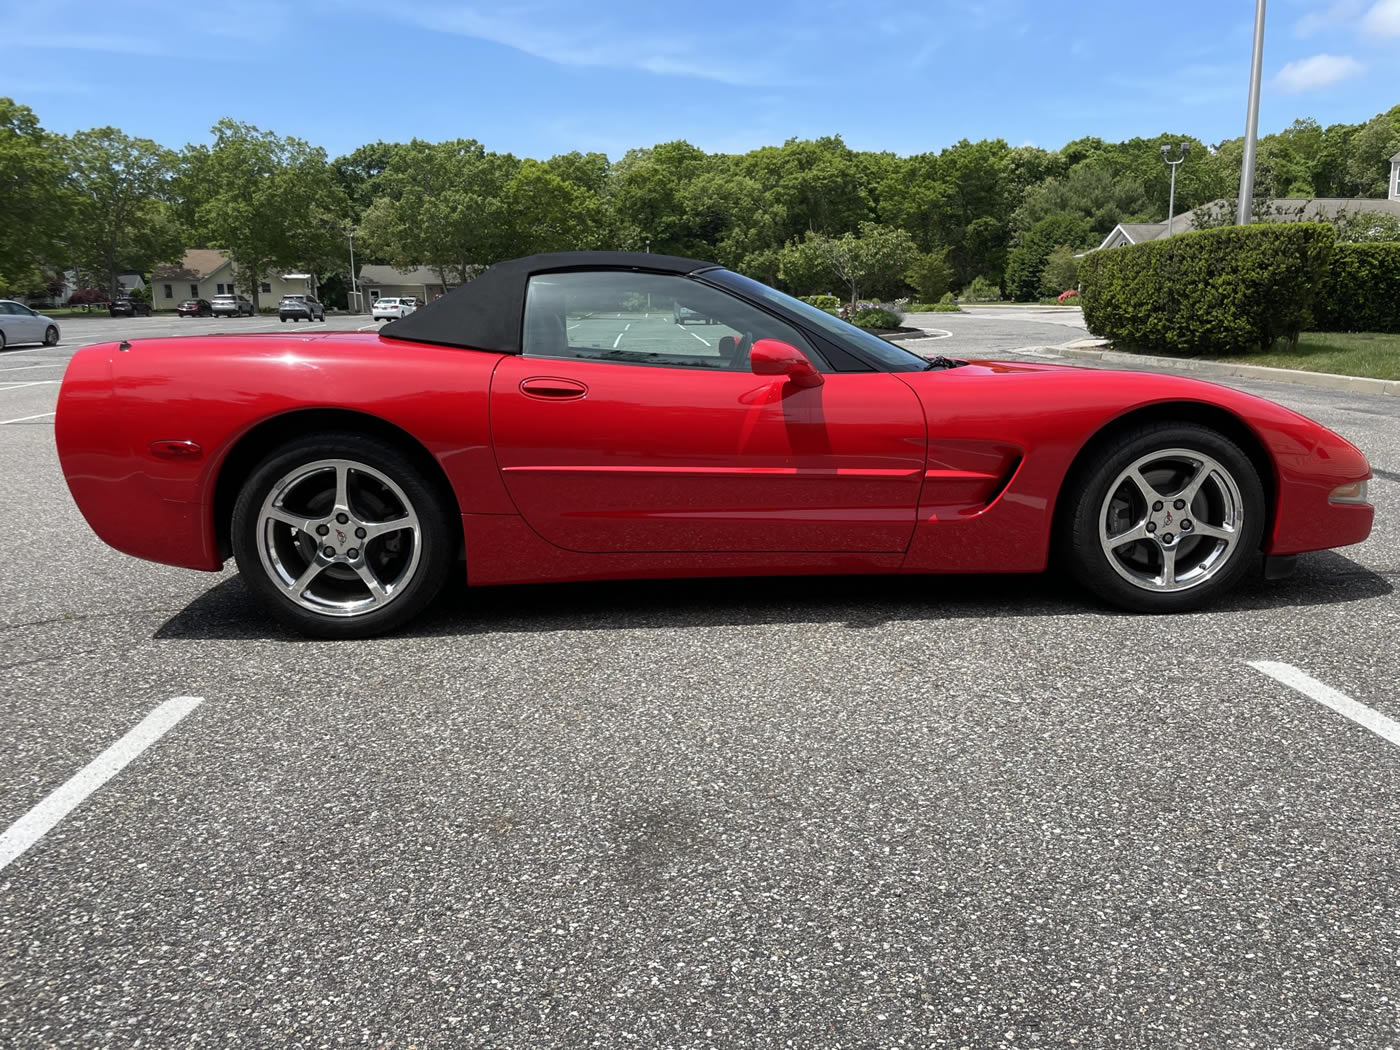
[151,250,318,310]
[358,265,458,307]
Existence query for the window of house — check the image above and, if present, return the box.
[522,271,822,371]
[261,282,272,294]
[163,284,172,299]
[190,284,199,298]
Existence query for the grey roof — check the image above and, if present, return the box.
[359,265,454,286]
[1116,223,1169,244]
[1168,196,1400,232]
[1391,150,1400,162]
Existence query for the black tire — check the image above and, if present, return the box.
[0,331,6,351]
[1064,422,1265,613]
[43,326,59,347]
[231,432,457,638]
[280,317,287,322]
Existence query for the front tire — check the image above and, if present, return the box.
[231,433,457,638]
[1064,423,1265,613]
[43,326,59,346]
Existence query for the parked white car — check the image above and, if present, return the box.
[0,300,60,349]
[372,297,417,321]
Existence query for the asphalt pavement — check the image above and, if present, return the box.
[2,312,1398,1048]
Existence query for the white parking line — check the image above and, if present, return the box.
[613,330,626,348]
[0,411,56,425]
[0,697,204,872]
[0,380,60,392]
[688,330,712,347]
[357,323,381,331]
[1250,661,1400,751]
[0,346,54,356]
[0,362,64,373]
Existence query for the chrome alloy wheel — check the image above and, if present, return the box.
[256,458,423,617]
[1097,447,1245,593]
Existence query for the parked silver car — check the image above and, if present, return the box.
[0,300,60,349]
[211,294,255,317]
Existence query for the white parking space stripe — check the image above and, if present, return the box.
[0,381,60,392]
[688,330,712,347]
[613,330,625,348]
[0,346,53,355]
[0,362,64,373]
[0,697,204,872]
[0,412,56,425]
[1250,661,1400,751]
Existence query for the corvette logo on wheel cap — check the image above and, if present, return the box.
[336,528,347,544]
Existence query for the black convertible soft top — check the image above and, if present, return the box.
[379,251,720,353]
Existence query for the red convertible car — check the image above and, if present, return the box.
[55,252,1374,637]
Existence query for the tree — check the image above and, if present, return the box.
[0,99,70,294]
[1005,214,1090,302]
[779,222,918,303]
[181,119,348,308]
[1039,245,1079,298]
[64,128,182,298]
[905,249,954,302]
[357,139,517,286]
[502,159,609,255]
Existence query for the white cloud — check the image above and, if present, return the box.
[1274,53,1366,92]
[1294,0,1365,37]
[1361,0,1400,34]
[378,3,786,87]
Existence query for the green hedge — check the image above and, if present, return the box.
[800,294,840,310]
[850,306,902,328]
[1080,223,1335,354]
[1315,242,1400,334]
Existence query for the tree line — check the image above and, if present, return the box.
[2,96,1397,307]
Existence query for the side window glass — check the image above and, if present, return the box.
[523,271,823,371]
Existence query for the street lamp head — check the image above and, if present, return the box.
[1180,142,1190,156]
[1161,144,1172,157]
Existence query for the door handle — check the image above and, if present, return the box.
[520,377,588,400]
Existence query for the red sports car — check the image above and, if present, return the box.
[55,251,1374,638]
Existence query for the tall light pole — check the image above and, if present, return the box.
[1161,142,1190,235]
[347,223,359,314]
[1237,0,1267,224]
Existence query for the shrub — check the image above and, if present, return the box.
[850,305,903,328]
[1314,242,1400,333]
[800,294,841,310]
[931,303,962,312]
[961,276,1001,302]
[66,288,109,307]
[1079,223,1335,354]
[938,291,956,304]
[1057,288,1080,304]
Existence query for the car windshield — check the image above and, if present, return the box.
[706,270,934,372]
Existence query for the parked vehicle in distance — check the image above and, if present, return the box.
[53,252,1376,639]
[673,302,715,325]
[177,299,214,317]
[109,297,153,317]
[372,297,416,321]
[0,300,60,349]
[211,294,255,317]
[279,294,326,322]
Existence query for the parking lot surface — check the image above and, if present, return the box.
[2,314,1398,1047]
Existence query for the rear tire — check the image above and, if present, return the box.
[231,432,457,638]
[1064,423,1265,613]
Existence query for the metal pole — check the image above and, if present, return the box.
[1237,0,1267,224]
[348,225,358,314]
[1167,164,1178,236]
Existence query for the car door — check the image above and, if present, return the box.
[488,269,927,554]
[4,303,40,343]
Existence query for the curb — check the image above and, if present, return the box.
[1027,343,1400,397]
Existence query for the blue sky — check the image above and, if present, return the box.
[2,0,1397,159]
